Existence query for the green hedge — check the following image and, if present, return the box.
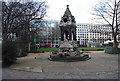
[2,41,29,67]
[78,47,105,50]
[33,48,59,52]
[2,41,18,66]
[103,43,113,47]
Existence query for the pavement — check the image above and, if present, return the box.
[2,51,119,79]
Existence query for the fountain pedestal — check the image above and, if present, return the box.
[48,39,90,61]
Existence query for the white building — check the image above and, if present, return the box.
[76,23,112,45]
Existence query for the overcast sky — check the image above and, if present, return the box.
[44,0,101,23]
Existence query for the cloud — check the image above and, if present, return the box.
[44,0,100,23]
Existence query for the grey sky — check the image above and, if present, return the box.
[44,0,101,23]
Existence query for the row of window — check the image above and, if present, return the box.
[77,24,101,27]
[77,25,111,30]
[77,24,107,28]
[76,35,110,38]
[77,32,111,35]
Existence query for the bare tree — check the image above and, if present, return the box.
[92,0,120,50]
[2,1,47,52]
[2,1,47,42]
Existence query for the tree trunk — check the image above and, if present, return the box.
[113,34,118,49]
[28,42,31,51]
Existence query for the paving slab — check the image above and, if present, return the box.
[79,74,99,79]
[2,51,119,79]
[31,73,48,79]
[63,74,73,79]
[71,74,81,79]
[97,73,119,79]
[42,64,76,73]
[9,59,43,72]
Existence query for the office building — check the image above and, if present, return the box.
[76,23,112,45]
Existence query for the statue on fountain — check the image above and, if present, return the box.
[48,5,90,61]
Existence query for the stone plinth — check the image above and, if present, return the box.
[48,39,90,61]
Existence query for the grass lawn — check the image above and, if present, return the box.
[33,47,105,52]
[78,47,105,50]
[34,48,59,52]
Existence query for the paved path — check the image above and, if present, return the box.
[2,51,119,79]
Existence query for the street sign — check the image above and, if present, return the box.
[33,38,37,43]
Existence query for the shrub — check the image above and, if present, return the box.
[17,48,27,57]
[103,43,113,47]
[109,48,120,54]
[2,41,19,66]
[21,52,27,57]
[13,42,29,57]
[105,47,120,54]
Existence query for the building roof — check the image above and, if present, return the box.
[63,5,73,17]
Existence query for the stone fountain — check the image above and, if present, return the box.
[48,5,90,61]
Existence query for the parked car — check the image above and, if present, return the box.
[38,44,51,48]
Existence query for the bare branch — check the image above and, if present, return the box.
[2,1,48,42]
